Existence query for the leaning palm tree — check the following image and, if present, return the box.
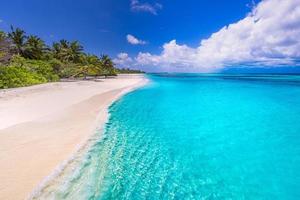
[86,54,103,76]
[8,26,27,56]
[24,35,46,59]
[100,54,116,77]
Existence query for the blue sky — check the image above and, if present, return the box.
[0,0,253,55]
[1,0,300,72]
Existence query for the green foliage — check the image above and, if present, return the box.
[52,40,83,63]
[116,68,145,74]
[0,31,15,64]
[10,56,59,81]
[24,35,47,60]
[0,55,61,88]
[1,27,123,89]
[8,26,27,56]
[100,54,117,76]
[0,65,47,89]
[48,58,64,75]
[79,54,104,76]
[59,63,79,78]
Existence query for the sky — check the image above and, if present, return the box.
[0,0,300,73]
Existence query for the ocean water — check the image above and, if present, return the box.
[36,74,300,200]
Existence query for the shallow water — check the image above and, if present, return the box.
[37,74,300,199]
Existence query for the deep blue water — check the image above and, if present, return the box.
[38,74,300,200]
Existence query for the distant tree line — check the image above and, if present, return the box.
[116,68,144,74]
[0,26,143,89]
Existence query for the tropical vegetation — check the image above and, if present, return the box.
[116,68,144,74]
[0,26,143,89]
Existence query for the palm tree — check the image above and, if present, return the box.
[52,42,62,59]
[8,26,27,56]
[78,65,89,79]
[51,40,83,63]
[59,39,69,49]
[69,41,83,63]
[24,35,46,59]
[100,55,116,77]
[52,40,68,61]
[0,31,15,64]
[86,54,103,76]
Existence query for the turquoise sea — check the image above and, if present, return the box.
[37,74,300,200]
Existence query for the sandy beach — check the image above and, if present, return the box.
[0,74,147,200]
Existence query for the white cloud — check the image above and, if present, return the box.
[127,34,147,45]
[113,53,133,66]
[0,19,3,23]
[118,0,300,72]
[135,40,210,72]
[130,0,162,15]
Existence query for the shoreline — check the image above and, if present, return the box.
[29,77,149,199]
[0,74,148,200]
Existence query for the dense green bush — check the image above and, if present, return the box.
[0,65,47,89]
[11,56,59,81]
[0,56,60,88]
[59,63,80,78]
[48,58,64,76]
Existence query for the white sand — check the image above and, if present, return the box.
[0,74,147,200]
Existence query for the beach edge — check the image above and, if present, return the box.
[26,75,149,199]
